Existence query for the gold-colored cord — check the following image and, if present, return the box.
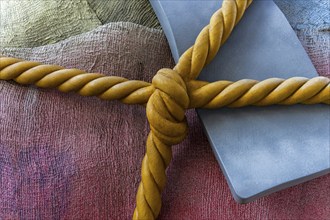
[0,1,329,219]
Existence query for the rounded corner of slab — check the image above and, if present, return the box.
[232,192,253,204]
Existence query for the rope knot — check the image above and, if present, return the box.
[147,68,190,146]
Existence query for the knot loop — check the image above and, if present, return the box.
[152,68,189,109]
[148,68,189,145]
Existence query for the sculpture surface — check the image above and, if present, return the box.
[0,0,329,219]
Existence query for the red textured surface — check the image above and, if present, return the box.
[0,23,329,219]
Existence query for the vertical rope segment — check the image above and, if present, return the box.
[133,1,254,219]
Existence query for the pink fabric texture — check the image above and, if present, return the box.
[0,23,329,219]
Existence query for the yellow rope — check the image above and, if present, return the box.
[0,57,154,105]
[1,57,329,108]
[0,0,329,219]
[188,77,330,108]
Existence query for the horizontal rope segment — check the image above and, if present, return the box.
[1,56,329,109]
[188,77,330,108]
[0,57,154,105]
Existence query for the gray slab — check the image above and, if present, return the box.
[150,0,330,203]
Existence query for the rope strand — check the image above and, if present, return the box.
[0,57,154,105]
[134,1,254,219]
[187,77,330,108]
[2,57,328,109]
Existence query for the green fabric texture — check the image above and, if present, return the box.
[87,0,161,29]
[0,0,102,48]
[0,0,160,48]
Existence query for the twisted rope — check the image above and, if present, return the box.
[0,0,329,219]
[188,77,330,108]
[1,57,328,108]
[0,57,154,105]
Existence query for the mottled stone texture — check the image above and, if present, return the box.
[274,0,330,77]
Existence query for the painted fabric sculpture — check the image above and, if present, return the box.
[0,0,329,219]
